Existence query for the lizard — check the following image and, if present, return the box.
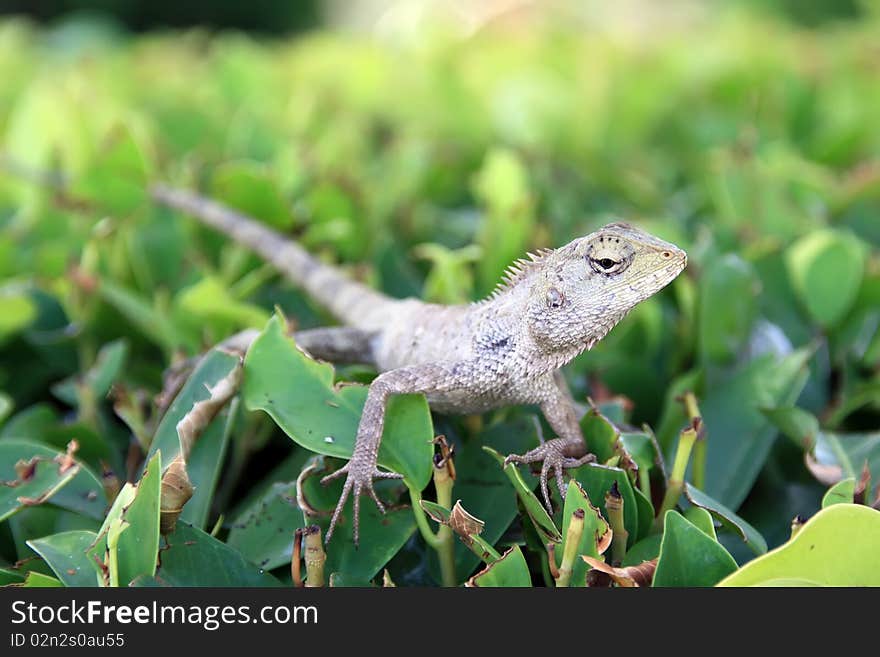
[151,184,688,544]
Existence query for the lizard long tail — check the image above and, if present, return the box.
[151,184,392,328]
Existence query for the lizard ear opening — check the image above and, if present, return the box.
[546,286,565,309]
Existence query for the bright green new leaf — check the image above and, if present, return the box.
[718,505,880,586]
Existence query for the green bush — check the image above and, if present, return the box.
[1,6,878,587]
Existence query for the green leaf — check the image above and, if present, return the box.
[87,451,161,587]
[786,229,867,328]
[0,289,37,344]
[569,463,645,545]
[148,348,240,529]
[702,347,812,509]
[620,431,659,478]
[0,392,12,426]
[144,522,282,587]
[684,506,717,539]
[685,484,767,555]
[821,478,855,507]
[437,417,543,581]
[0,440,106,522]
[472,148,534,296]
[762,406,820,449]
[20,572,64,587]
[51,339,129,406]
[226,481,306,571]
[718,505,880,586]
[483,446,562,544]
[561,480,610,586]
[467,545,532,587]
[296,458,416,584]
[73,123,151,215]
[0,568,26,585]
[98,280,191,354]
[653,511,738,587]
[27,530,99,587]
[622,534,663,566]
[813,431,880,484]
[243,314,434,490]
[579,409,619,465]
[698,254,758,363]
[300,183,364,260]
[211,160,293,230]
[412,242,480,304]
[0,403,59,441]
[174,276,271,333]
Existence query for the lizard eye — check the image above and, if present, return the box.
[588,254,628,275]
[546,286,565,309]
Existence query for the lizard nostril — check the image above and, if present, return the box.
[662,251,671,258]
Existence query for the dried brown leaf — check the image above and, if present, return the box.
[582,556,657,587]
[449,500,484,540]
[805,453,843,486]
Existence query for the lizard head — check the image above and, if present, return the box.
[527,222,687,356]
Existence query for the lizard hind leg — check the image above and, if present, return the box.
[293,326,379,366]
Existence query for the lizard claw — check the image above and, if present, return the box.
[321,461,404,546]
[504,439,595,514]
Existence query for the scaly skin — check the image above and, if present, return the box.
[152,185,688,544]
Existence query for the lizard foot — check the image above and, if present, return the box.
[320,460,404,546]
[504,439,595,513]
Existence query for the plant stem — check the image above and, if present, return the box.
[556,509,585,587]
[606,483,628,564]
[681,392,707,490]
[408,485,443,550]
[653,422,699,531]
[433,454,457,587]
[302,525,326,588]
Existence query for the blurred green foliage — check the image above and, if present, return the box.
[0,5,879,587]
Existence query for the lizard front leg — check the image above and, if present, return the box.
[321,361,474,544]
[505,372,595,512]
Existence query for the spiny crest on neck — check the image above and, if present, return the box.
[482,247,555,302]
